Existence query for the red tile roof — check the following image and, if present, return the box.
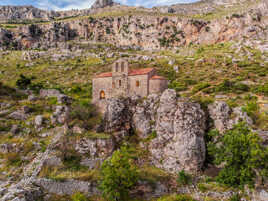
[94,72,112,78]
[94,68,155,78]
[129,68,154,76]
[150,75,167,80]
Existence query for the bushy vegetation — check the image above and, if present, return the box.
[16,74,32,89]
[177,170,192,186]
[71,192,88,201]
[99,146,138,201]
[70,100,101,130]
[157,194,197,201]
[208,123,268,187]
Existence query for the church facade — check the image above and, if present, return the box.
[92,59,168,103]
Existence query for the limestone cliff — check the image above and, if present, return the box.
[0,0,267,50]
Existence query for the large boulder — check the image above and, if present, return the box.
[75,137,115,169]
[51,105,70,125]
[208,101,253,133]
[149,89,207,174]
[102,98,132,142]
[132,94,160,139]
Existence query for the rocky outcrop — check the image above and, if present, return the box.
[0,6,58,22]
[208,101,253,133]
[91,0,115,9]
[34,179,99,196]
[132,94,160,138]
[149,90,206,174]
[102,98,133,142]
[103,89,207,174]
[75,137,115,169]
[1,126,65,201]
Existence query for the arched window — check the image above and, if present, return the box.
[112,82,115,88]
[119,80,122,87]
[115,63,118,72]
[100,90,105,99]
[121,62,124,72]
[136,81,140,87]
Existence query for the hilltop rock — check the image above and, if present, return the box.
[91,0,115,9]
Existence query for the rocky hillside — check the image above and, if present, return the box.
[0,0,267,201]
[0,0,267,51]
[0,6,59,23]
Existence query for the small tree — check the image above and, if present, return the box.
[16,74,31,89]
[208,123,268,187]
[99,147,138,201]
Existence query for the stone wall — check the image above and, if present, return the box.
[149,79,168,94]
[92,77,112,103]
[128,74,149,97]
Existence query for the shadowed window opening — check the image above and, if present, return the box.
[100,90,105,99]
[121,62,124,72]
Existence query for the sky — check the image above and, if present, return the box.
[0,0,200,11]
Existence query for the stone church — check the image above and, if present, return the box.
[92,59,168,103]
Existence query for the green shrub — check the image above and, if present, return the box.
[242,100,259,122]
[208,123,268,187]
[229,194,241,201]
[16,74,32,89]
[252,82,268,96]
[177,170,192,186]
[70,101,101,130]
[71,192,88,201]
[168,81,187,92]
[157,194,197,201]
[197,183,208,192]
[214,80,249,94]
[99,146,138,201]
[192,82,210,93]
[5,152,22,166]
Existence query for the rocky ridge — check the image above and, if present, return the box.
[0,0,267,51]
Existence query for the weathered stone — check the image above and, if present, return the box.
[91,0,114,9]
[43,155,62,167]
[22,106,32,114]
[208,101,253,133]
[39,89,61,98]
[8,111,28,120]
[72,125,85,134]
[75,137,115,158]
[10,125,20,135]
[51,105,69,125]
[34,179,99,196]
[28,95,38,101]
[149,92,206,174]
[35,115,43,127]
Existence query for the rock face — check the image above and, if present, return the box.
[103,89,207,173]
[208,101,253,133]
[0,0,267,51]
[91,0,114,9]
[149,90,206,173]
[0,6,57,22]
[102,98,133,142]
[75,137,115,169]
[34,179,98,196]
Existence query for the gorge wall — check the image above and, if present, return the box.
[0,0,267,50]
